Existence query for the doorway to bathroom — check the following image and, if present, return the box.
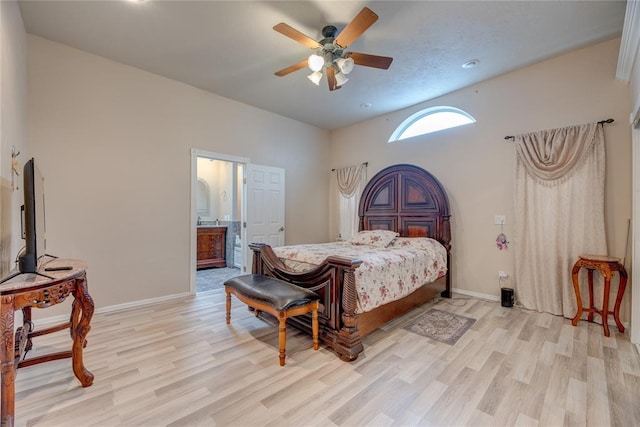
[190,150,286,294]
[191,150,246,294]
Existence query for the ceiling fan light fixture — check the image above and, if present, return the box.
[308,71,323,85]
[308,54,325,72]
[273,7,392,92]
[336,57,355,75]
[335,71,349,86]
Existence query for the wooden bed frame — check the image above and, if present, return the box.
[250,164,452,361]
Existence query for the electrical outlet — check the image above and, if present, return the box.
[498,271,508,279]
[494,215,506,225]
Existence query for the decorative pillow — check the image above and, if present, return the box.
[388,237,440,250]
[349,230,399,248]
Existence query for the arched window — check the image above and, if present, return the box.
[389,106,476,142]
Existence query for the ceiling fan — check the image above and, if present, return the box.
[273,7,393,91]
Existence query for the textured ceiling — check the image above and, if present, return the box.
[18,1,626,130]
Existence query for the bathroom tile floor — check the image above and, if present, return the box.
[196,266,242,293]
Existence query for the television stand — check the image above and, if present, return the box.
[0,259,94,427]
[0,254,61,284]
[0,270,53,283]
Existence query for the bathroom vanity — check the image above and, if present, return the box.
[197,226,227,269]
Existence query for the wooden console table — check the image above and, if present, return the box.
[571,254,627,337]
[0,259,94,427]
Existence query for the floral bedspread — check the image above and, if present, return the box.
[272,238,447,313]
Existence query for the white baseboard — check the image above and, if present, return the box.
[452,288,500,302]
[451,290,632,331]
[32,291,193,327]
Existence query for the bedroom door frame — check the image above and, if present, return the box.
[189,149,249,295]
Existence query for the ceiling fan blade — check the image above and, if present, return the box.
[326,67,341,91]
[274,59,308,77]
[335,7,378,48]
[348,52,393,69]
[273,23,321,49]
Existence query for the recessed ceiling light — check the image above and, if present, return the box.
[360,103,372,109]
[462,59,480,69]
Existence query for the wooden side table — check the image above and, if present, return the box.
[571,254,627,337]
[0,259,94,427]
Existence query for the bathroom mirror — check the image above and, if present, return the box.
[196,178,210,217]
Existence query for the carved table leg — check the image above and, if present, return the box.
[20,307,33,354]
[587,269,595,322]
[613,269,627,333]
[1,295,16,427]
[71,276,94,387]
[602,274,611,337]
[70,294,80,341]
[571,263,582,327]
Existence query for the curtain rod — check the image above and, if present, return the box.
[331,162,368,172]
[504,118,614,141]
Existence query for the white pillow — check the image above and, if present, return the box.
[349,230,399,248]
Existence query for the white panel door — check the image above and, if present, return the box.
[244,164,285,272]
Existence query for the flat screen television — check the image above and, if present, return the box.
[18,157,47,273]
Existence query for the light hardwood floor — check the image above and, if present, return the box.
[13,287,640,426]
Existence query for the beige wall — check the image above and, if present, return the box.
[26,35,330,318]
[0,1,28,277]
[330,39,632,318]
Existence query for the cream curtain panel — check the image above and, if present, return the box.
[514,123,607,317]
[336,164,367,241]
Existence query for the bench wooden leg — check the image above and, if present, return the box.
[312,303,319,351]
[279,316,287,366]
[225,289,231,325]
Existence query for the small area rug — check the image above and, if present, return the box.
[404,308,476,345]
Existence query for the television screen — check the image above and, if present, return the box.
[18,158,46,273]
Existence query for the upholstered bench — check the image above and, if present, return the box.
[224,274,320,366]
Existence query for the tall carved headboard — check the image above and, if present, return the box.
[358,164,451,251]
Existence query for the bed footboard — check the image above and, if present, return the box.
[249,243,364,361]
